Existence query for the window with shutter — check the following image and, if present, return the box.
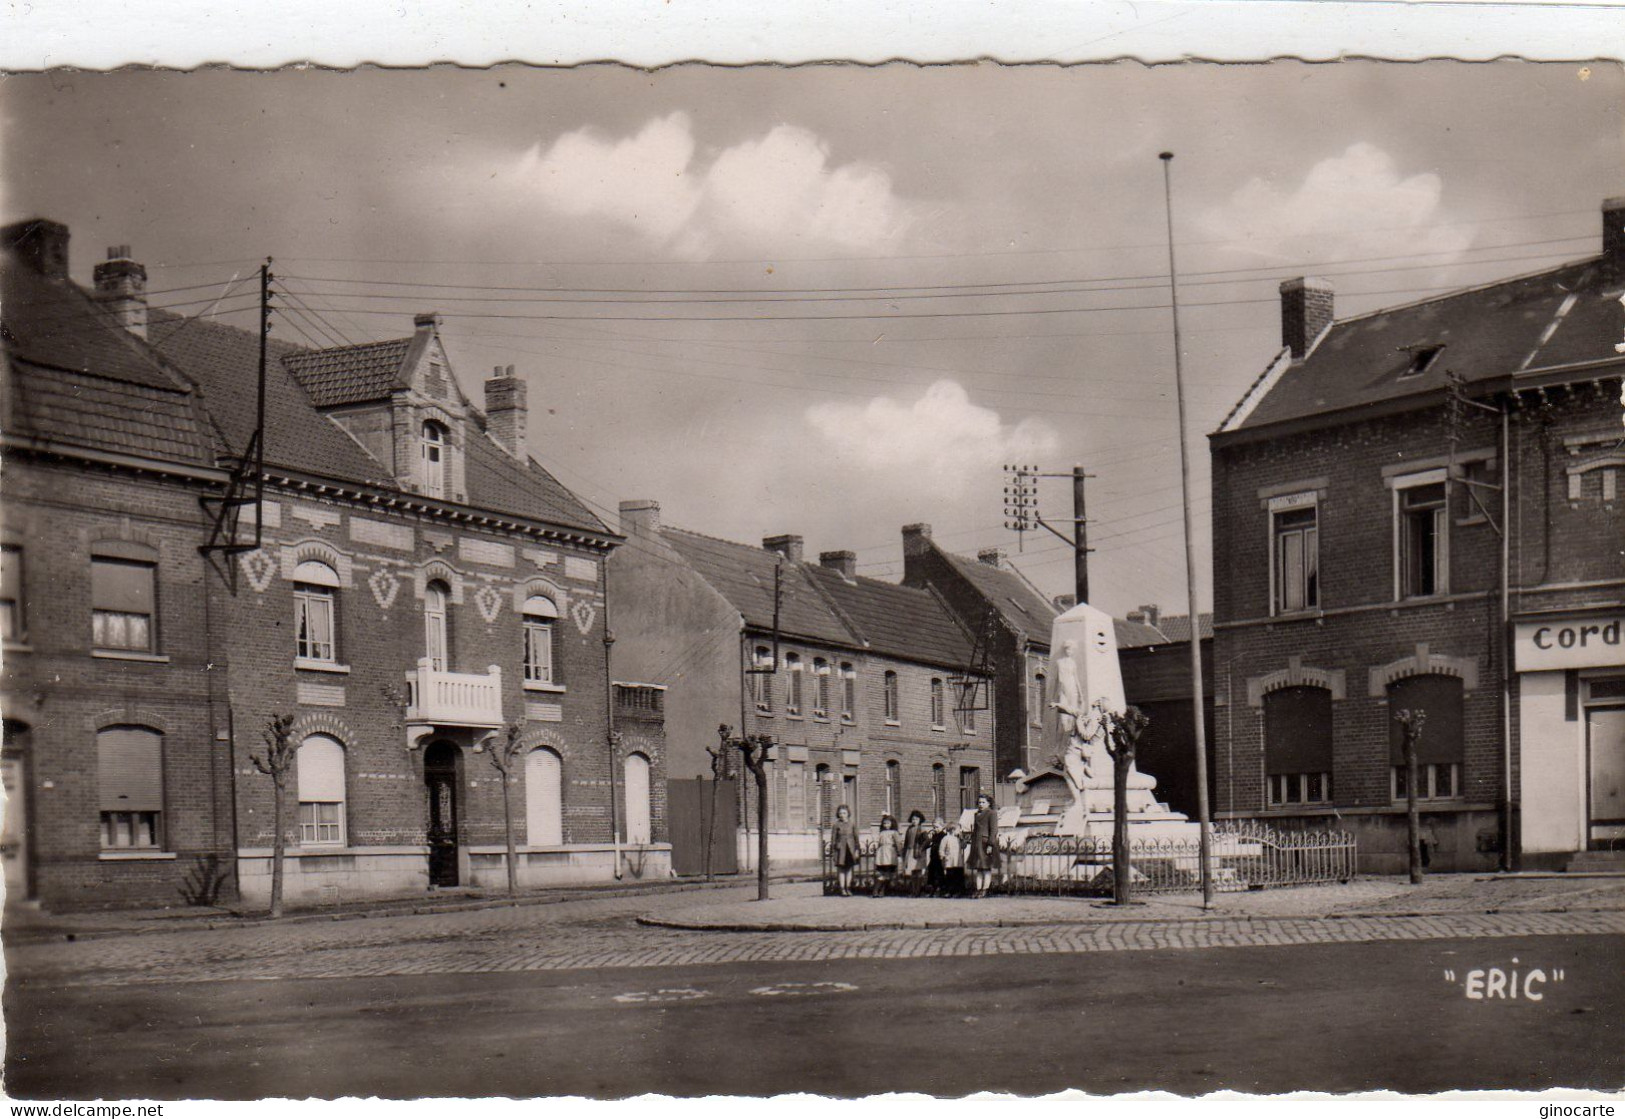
[1263,686,1333,806]
[296,735,347,845]
[92,558,156,652]
[98,725,163,848]
[525,747,563,846]
[624,753,652,845]
[2,545,23,642]
[1388,674,1465,801]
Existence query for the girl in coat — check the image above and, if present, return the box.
[830,804,860,897]
[873,814,902,896]
[901,810,928,893]
[964,792,1001,898]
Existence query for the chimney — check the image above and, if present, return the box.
[2,218,70,280]
[484,364,528,457]
[977,547,1005,568]
[1137,603,1160,628]
[819,550,856,580]
[619,499,661,539]
[1126,608,1145,625]
[92,245,148,339]
[901,523,934,558]
[1279,277,1334,360]
[762,534,804,564]
[1053,594,1077,611]
[1603,196,1625,285]
[414,312,442,332]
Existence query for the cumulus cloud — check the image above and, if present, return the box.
[1204,142,1474,270]
[509,112,920,259]
[805,380,1059,501]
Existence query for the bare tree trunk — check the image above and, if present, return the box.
[501,769,519,897]
[756,764,770,901]
[1406,738,1422,885]
[269,776,286,919]
[1112,749,1131,906]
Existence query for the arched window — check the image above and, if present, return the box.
[522,595,558,685]
[97,725,163,849]
[812,658,830,718]
[785,652,803,716]
[424,580,450,671]
[421,420,448,498]
[525,747,563,846]
[296,734,347,845]
[293,560,339,663]
[624,753,652,845]
[884,759,902,819]
[1030,672,1046,727]
[883,671,899,723]
[752,646,773,712]
[930,678,945,728]
[1388,674,1465,801]
[1263,685,1333,806]
[839,663,856,722]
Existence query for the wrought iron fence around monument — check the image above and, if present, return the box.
[821,821,1357,897]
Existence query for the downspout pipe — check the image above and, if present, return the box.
[1500,403,1515,872]
[602,562,621,880]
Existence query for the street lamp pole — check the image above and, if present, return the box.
[1159,151,1214,908]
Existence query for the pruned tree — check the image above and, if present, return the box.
[481,722,527,897]
[1103,704,1151,906]
[248,712,297,918]
[1395,707,1428,885]
[723,724,774,901]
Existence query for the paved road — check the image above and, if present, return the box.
[6,933,1620,1098]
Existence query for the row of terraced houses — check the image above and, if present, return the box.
[3,196,1622,909]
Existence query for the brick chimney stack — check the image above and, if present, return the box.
[819,550,857,580]
[619,499,661,539]
[977,547,1005,568]
[1602,196,1625,284]
[92,244,148,339]
[484,364,528,457]
[3,218,71,280]
[1054,594,1077,611]
[901,523,933,558]
[762,534,804,564]
[1279,277,1334,360]
[1137,603,1161,628]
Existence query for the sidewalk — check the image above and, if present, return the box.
[638,873,1625,931]
[2,867,820,944]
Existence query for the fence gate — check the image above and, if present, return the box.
[667,777,740,877]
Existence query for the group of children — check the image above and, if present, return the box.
[828,792,1003,899]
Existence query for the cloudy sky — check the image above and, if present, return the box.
[3,63,1620,617]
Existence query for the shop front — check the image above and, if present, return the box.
[1514,608,1625,868]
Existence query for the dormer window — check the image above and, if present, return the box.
[1399,345,1443,379]
[421,420,448,498]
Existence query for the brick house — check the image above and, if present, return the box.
[1115,605,1215,819]
[1208,197,1625,872]
[609,502,995,863]
[2,222,237,908]
[898,525,1057,782]
[2,219,665,908]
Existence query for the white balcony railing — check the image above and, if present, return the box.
[405,659,504,728]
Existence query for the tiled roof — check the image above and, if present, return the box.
[147,310,608,536]
[1227,257,1624,434]
[805,566,973,671]
[661,529,854,647]
[282,339,414,407]
[1116,613,1214,649]
[2,254,217,465]
[462,431,607,535]
[940,550,1058,643]
[148,309,392,485]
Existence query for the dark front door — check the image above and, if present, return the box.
[424,741,460,887]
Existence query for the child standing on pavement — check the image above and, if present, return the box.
[830,804,860,897]
[938,824,965,896]
[901,810,928,894]
[873,814,902,896]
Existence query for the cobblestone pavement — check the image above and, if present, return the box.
[7,876,1624,989]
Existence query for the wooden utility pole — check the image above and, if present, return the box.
[1159,151,1214,908]
[1072,465,1090,605]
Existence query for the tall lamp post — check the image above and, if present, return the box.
[1159,151,1214,908]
